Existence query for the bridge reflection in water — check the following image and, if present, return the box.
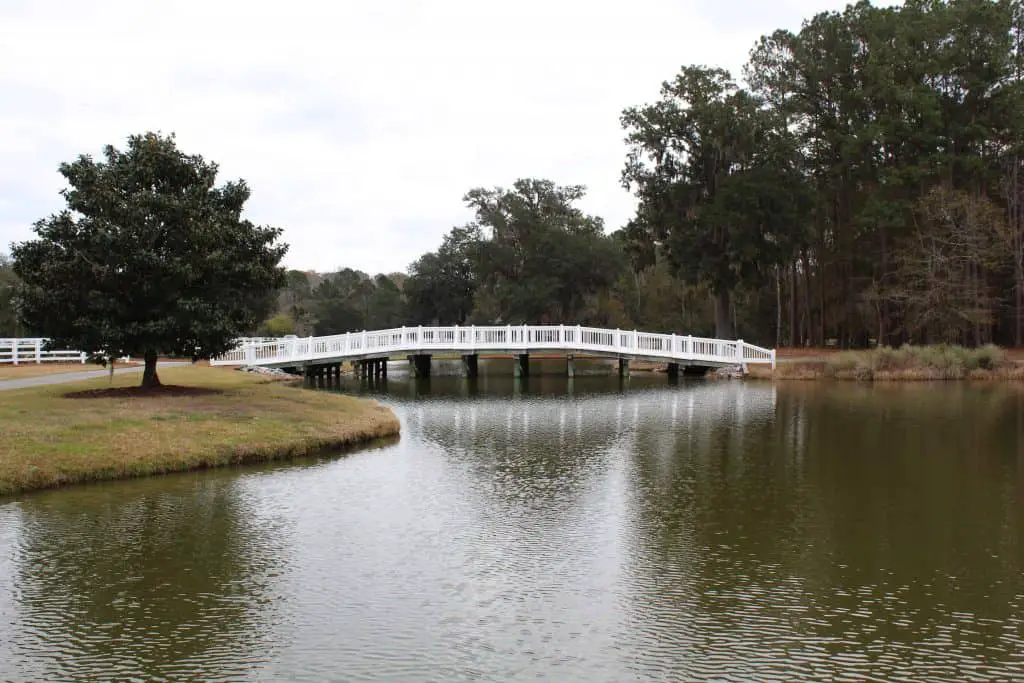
[328,372,778,458]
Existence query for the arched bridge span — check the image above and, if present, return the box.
[210,325,775,376]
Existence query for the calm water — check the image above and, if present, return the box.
[1,374,1024,681]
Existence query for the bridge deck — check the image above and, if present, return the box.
[210,325,775,370]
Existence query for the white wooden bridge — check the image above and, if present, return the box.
[209,325,775,377]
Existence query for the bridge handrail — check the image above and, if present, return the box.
[212,325,776,369]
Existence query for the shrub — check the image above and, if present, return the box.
[820,344,1009,381]
[967,344,1006,371]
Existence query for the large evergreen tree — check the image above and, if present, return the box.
[404,225,479,325]
[12,132,287,387]
[622,67,809,338]
[466,179,622,323]
[0,253,19,337]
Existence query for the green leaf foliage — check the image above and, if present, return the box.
[464,179,625,324]
[12,132,287,361]
[0,253,21,336]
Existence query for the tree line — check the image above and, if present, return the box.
[6,0,1024,350]
[256,0,1024,348]
[621,0,1024,347]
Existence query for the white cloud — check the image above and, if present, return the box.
[0,0,864,274]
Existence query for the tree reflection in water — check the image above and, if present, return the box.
[0,470,292,682]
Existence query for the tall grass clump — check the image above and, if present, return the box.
[821,344,1011,381]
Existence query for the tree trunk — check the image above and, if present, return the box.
[714,289,734,339]
[1017,277,1023,348]
[818,259,826,348]
[775,265,782,349]
[142,350,161,388]
[801,251,813,346]
[1014,156,1023,347]
[789,262,797,347]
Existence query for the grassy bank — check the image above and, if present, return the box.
[748,344,1024,381]
[0,366,400,496]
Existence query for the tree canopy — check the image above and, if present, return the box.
[12,132,287,386]
[404,179,624,325]
[622,67,811,337]
[613,0,1024,347]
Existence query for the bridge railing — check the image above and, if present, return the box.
[214,325,776,368]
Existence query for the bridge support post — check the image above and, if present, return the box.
[461,354,478,378]
[566,354,575,379]
[666,362,680,381]
[380,358,388,380]
[618,358,629,377]
[409,354,431,378]
[514,354,529,378]
[303,364,313,387]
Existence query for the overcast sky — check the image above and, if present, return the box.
[1,0,865,275]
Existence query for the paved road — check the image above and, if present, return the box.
[0,362,193,391]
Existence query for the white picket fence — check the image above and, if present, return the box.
[0,338,88,365]
[211,324,776,369]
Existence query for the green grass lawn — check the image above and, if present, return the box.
[0,366,400,496]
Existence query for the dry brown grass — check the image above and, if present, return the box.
[0,366,400,496]
[746,361,825,380]
[748,345,1024,382]
[0,363,107,380]
[773,347,842,360]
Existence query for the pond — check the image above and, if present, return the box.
[1,374,1022,681]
